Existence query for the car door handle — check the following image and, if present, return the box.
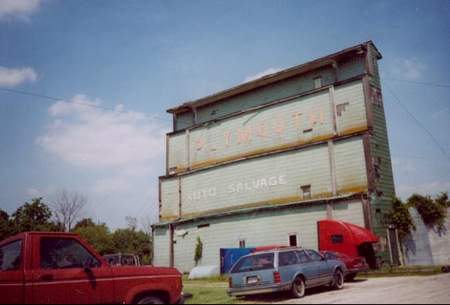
[38,274,54,282]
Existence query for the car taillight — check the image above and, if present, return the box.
[228,277,233,288]
[273,272,281,284]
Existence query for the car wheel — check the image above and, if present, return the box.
[291,276,306,298]
[330,269,344,290]
[345,273,357,282]
[137,296,164,304]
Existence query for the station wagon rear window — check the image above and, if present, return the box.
[231,253,275,274]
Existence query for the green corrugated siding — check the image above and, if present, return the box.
[160,137,368,220]
[155,200,365,273]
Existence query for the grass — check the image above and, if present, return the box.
[184,282,236,304]
[357,265,445,278]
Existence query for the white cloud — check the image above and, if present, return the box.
[0,0,43,21]
[391,58,426,81]
[37,95,169,228]
[244,67,283,83]
[37,95,168,169]
[0,66,38,87]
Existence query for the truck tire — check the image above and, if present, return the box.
[291,276,306,298]
[137,296,164,304]
[330,269,344,290]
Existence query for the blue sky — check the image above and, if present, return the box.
[0,0,449,229]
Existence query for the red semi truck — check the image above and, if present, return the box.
[0,232,185,304]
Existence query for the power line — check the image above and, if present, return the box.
[385,83,450,161]
[384,78,450,89]
[0,87,124,112]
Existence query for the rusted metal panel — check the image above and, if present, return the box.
[160,137,368,221]
[167,79,367,173]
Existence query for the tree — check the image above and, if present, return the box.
[53,190,87,232]
[11,198,60,234]
[112,228,152,262]
[194,237,203,266]
[408,193,448,233]
[0,209,11,241]
[383,197,416,240]
[73,218,96,230]
[74,222,114,255]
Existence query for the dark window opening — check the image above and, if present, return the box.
[314,76,322,89]
[331,234,344,244]
[303,128,313,133]
[289,235,298,247]
[239,240,246,248]
[301,185,312,199]
[336,102,349,116]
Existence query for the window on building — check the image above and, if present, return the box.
[289,234,298,247]
[331,234,344,244]
[239,240,246,248]
[336,102,349,117]
[314,76,322,89]
[301,185,312,199]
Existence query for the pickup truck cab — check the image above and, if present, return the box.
[0,232,184,304]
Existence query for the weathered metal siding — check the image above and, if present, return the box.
[365,45,396,238]
[153,227,171,267]
[155,199,365,273]
[160,137,368,221]
[160,178,180,220]
[334,81,367,135]
[334,137,368,194]
[167,80,367,173]
[332,200,365,227]
[172,56,366,132]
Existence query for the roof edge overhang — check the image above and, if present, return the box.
[167,41,381,115]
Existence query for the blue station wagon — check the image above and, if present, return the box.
[227,247,347,298]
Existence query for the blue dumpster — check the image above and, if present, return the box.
[220,248,255,274]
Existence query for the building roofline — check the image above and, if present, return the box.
[167,41,381,115]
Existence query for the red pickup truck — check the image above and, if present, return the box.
[0,232,185,304]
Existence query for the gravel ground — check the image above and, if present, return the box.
[275,274,450,304]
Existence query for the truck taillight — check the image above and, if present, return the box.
[273,272,281,284]
[228,277,233,288]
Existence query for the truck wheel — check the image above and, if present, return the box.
[291,276,306,298]
[137,296,164,304]
[330,269,344,290]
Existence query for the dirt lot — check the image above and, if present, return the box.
[274,273,450,304]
